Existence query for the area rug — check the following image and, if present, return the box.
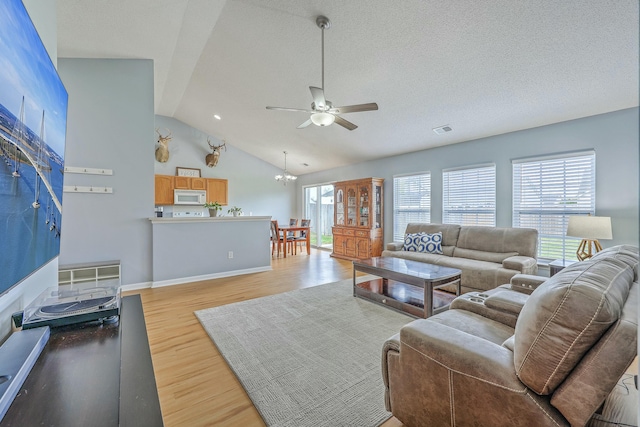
[195,277,413,427]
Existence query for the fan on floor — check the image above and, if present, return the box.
[266,16,378,131]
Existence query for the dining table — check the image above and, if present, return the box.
[277,225,310,257]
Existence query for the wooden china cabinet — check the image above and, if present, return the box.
[331,177,384,260]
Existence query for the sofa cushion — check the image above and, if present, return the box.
[456,226,538,258]
[592,245,639,279]
[435,256,521,292]
[453,247,518,263]
[514,257,634,395]
[403,232,443,254]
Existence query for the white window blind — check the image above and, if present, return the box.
[512,151,595,261]
[393,173,431,241]
[442,165,496,226]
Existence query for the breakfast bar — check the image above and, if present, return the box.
[149,216,272,287]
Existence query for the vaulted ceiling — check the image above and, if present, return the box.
[57,0,639,176]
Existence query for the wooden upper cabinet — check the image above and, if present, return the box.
[174,176,190,189]
[191,178,206,190]
[154,175,174,205]
[175,176,206,190]
[155,175,228,206]
[206,178,228,205]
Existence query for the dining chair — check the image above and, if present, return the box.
[287,218,298,253]
[270,219,285,257]
[293,219,311,255]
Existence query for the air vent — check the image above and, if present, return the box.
[433,125,452,135]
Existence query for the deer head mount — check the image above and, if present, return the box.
[206,139,226,167]
[155,128,173,163]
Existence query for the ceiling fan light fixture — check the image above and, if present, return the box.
[310,112,335,126]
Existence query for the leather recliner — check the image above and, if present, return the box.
[382,245,638,426]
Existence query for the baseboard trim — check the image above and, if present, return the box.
[120,282,153,292]
[151,266,273,289]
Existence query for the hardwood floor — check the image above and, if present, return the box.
[125,248,403,427]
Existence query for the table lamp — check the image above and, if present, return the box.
[566,215,612,261]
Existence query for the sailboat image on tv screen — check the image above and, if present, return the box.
[1,96,62,217]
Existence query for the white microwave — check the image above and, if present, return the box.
[174,189,206,205]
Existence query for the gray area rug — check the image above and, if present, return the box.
[195,277,413,427]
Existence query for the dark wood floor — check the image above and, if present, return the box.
[125,248,403,426]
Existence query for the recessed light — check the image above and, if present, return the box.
[213,114,221,120]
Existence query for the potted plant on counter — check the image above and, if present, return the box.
[204,201,222,217]
[228,206,242,217]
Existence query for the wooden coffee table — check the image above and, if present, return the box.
[353,257,462,318]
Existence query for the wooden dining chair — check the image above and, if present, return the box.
[293,219,311,255]
[270,220,286,257]
[287,218,298,253]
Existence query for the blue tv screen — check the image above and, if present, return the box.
[0,0,68,296]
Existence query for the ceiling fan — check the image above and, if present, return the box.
[266,16,378,131]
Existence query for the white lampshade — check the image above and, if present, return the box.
[566,216,613,240]
[310,112,335,126]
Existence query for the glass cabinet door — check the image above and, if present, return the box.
[374,184,382,228]
[358,185,370,227]
[347,187,357,226]
[336,188,344,225]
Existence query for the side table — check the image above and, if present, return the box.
[549,259,576,277]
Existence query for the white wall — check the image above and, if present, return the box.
[154,115,295,223]
[296,108,640,249]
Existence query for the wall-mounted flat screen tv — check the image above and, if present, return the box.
[0,0,68,296]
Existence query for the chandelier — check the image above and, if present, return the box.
[275,151,297,185]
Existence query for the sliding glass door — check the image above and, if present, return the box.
[303,184,334,249]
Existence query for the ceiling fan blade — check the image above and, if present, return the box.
[297,118,313,129]
[334,115,358,131]
[309,86,327,109]
[329,102,379,114]
[266,106,314,113]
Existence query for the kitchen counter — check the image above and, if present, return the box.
[150,216,272,287]
[149,215,271,223]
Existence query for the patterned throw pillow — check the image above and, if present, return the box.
[403,232,443,254]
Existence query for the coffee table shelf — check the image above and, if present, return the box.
[353,257,461,318]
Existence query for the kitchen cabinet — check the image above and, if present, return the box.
[155,175,227,206]
[154,175,174,205]
[331,177,383,261]
[206,178,228,205]
[174,176,206,190]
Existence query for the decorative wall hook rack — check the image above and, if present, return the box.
[63,186,113,194]
[64,166,113,176]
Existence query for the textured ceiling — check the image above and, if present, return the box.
[57,0,639,175]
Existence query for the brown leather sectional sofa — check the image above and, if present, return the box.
[382,245,638,426]
[382,223,539,293]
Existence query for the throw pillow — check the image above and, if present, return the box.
[403,232,443,254]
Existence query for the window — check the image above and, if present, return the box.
[393,173,431,241]
[442,164,496,226]
[512,151,595,261]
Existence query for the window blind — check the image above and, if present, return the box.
[393,173,431,241]
[442,165,496,226]
[512,151,595,261]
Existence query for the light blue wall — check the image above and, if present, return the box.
[296,108,639,249]
[58,58,155,287]
[154,115,295,224]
